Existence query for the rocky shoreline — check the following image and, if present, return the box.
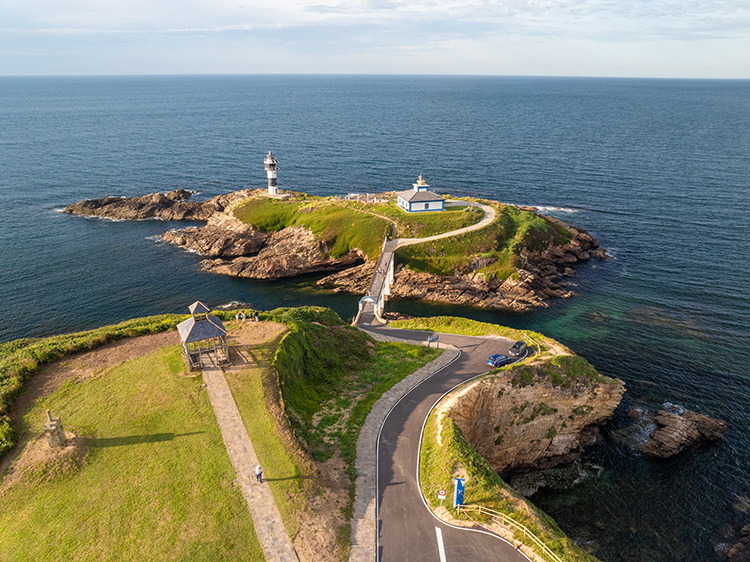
[65,188,607,311]
[319,220,607,312]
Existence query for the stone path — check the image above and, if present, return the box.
[202,365,299,562]
[394,201,496,249]
[349,332,461,562]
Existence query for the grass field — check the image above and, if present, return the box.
[0,315,186,460]
[232,197,391,261]
[395,203,571,278]
[389,316,551,353]
[0,345,263,562]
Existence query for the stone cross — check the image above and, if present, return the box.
[44,409,66,448]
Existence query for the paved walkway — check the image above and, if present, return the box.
[202,365,298,562]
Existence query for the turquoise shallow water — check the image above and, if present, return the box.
[1,75,749,560]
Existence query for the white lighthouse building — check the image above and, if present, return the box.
[264,150,279,195]
[396,173,445,213]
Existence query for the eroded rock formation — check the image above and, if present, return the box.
[438,361,624,475]
[64,188,253,221]
[198,226,365,279]
[162,212,268,258]
[641,409,727,459]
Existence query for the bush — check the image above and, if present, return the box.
[0,416,16,458]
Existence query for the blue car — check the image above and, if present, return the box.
[487,353,511,367]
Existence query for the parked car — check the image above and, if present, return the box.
[508,341,527,357]
[487,353,511,367]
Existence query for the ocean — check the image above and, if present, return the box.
[1,75,749,561]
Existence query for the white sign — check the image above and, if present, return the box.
[437,489,447,500]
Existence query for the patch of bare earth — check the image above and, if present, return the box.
[225,321,352,562]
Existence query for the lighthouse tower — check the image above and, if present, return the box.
[413,173,429,191]
[264,150,279,195]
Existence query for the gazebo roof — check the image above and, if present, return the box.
[188,301,211,315]
[177,314,227,344]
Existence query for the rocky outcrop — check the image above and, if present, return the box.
[724,526,750,562]
[438,361,624,475]
[162,212,268,258]
[199,226,366,279]
[389,268,552,312]
[317,262,376,294]
[64,189,253,221]
[641,409,727,459]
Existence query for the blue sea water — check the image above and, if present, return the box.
[1,75,749,561]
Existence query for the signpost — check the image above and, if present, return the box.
[427,334,439,348]
[453,478,465,508]
[437,488,447,507]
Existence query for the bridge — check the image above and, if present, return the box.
[354,200,496,327]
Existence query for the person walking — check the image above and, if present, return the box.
[255,465,263,483]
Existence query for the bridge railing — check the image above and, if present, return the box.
[458,505,563,562]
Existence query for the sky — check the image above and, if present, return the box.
[1,0,749,78]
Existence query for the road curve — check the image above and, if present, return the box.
[363,318,530,562]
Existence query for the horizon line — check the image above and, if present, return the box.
[1,72,748,81]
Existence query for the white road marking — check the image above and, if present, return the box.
[435,526,447,562]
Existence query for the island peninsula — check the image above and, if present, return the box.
[64,187,607,312]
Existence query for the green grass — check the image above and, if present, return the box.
[395,203,571,278]
[0,315,186,460]
[341,201,484,238]
[234,307,441,529]
[0,345,264,562]
[420,411,600,562]
[222,327,310,541]
[232,197,391,260]
[510,355,615,389]
[390,315,551,353]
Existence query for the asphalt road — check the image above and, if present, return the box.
[363,318,531,562]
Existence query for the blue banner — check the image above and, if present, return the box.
[454,478,465,507]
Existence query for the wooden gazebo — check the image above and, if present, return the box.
[176,301,229,370]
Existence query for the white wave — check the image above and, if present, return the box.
[76,214,127,222]
[532,205,580,214]
[662,402,685,415]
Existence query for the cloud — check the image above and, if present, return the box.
[0,0,748,76]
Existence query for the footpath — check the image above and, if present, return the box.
[202,365,298,562]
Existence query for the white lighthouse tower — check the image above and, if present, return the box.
[264,150,279,195]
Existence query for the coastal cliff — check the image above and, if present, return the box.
[439,355,624,475]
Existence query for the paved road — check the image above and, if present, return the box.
[362,317,529,562]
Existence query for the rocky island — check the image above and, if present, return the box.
[65,188,607,312]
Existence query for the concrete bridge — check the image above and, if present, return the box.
[354,201,495,326]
